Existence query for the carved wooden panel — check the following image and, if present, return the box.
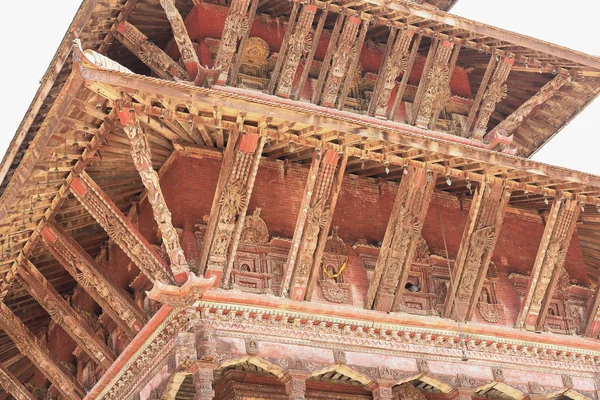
[365,166,436,312]
[443,180,510,321]
[516,198,580,331]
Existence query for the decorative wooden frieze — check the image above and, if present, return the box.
[275,5,317,98]
[215,0,253,84]
[516,198,580,331]
[0,363,36,400]
[414,40,455,129]
[0,302,85,400]
[472,56,514,139]
[365,166,436,312]
[117,107,191,284]
[159,0,201,80]
[486,73,567,142]
[112,21,190,81]
[17,259,116,369]
[40,220,148,338]
[200,126,267,287]
[443,180,510,321]
[320,16,362,108]
[372,30,415,118]
[69,171,173,284]
[282,149,347,301]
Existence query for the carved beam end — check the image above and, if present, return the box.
[147,272,215,306]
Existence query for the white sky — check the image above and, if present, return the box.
[0,1,598,174]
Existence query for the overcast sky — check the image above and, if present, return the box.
[0,1,598,174]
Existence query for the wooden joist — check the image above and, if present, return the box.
[0,302,85,400]
[40,220,148,338]
[516,198,580,331]
[16,259,116,369]
[364,166,436,312]
[442,180,510,321]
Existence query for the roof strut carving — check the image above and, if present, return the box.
[584,277,600,338]
[365,166,436,312]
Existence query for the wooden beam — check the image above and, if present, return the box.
[69,171,173,284]
[515,198,580,331]
[228,0,259,85]
[40,220,148,338]
[442,180,510,321]
[485,74,567,142]
[281,149,346,300]
[388,34,422,121]
[201,122,267,286]
[364,166,436,312]
[16,259,115,369]
[112,21,190,81]
[116,107,191,284]
[98,0,140,54]
[268,2,300,95]
[158,0,202,80]
[583,277,600,338]
[471,57,514,139]
[0,302,85,400]
[0,362,35,400]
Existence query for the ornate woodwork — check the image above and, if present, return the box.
[472,57,514,139]
[17,259,115,369]
[200,128,267,286]
[117,107,191,284]
[0,363,35,400]
[0,302,85,400]
[282,149,348,301]
[69,171,173,284]
[516,199,580,331]
[365,166,436,312]
[40,221,148,338]
[413,40,455,129]
[112,21,190,81]
[583,277,600,338]
[443,180,510,321]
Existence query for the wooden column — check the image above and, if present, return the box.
[69,171,173,284]
[159,0,201,80]
[413,40,455,129]
[0,363,36,400]
[320,16,362,107]
[17,260,115,369]
[443,180,510,321]
[365,166,436,312]
[471,56,514,139]
[583,277,600,338]
[516,198,580,331]
[112,21,190,81]
[40,220,148,338]
[200,123,267,287]
[282,149,347,301]
[273,4,317,98]
[117,106,191,284]
[0,302,85,400]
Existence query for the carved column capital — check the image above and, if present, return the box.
[367,380,395,400]
[283,371,311,400]
[192,364,216,400]
[452,388,476,400]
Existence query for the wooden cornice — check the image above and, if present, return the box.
[0,362,35,400]
[40,220,148,338]
[16,259,116,369]
[0,302,85,400]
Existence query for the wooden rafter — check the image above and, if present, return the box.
[69,171,173,284]
[364,166,436,312]
[0,302,85,400]
[16,259,116,369]
[516,198,580,331]
[442,180,510,321]
[40,221,148,338]
[0,362,35,400]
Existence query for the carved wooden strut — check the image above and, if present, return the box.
[215,0,254,84]
[0,363,36,400]
[442,180,510,321]
[365,166,436,312]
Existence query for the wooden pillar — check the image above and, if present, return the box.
[17,259,116,369]
[365,166,436,312]
[281,149,347,300]
[0,302,85,400]
[40,220,148,338]
[0,362,36,400]
[516,198,580,331]
[443,180,510,321]
[69,171,173,284]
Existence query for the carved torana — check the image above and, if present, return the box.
[365,166,436,312]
